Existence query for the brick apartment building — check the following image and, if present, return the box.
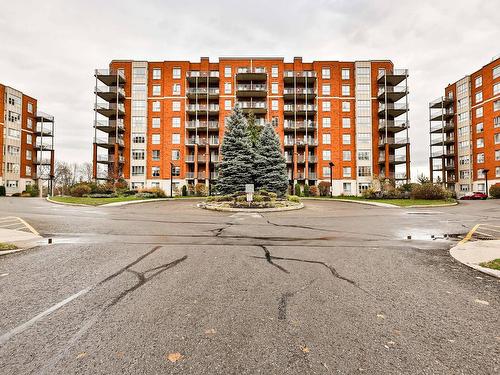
[429,56,500,196]
[0,83,55,195]
[93,57,410,195]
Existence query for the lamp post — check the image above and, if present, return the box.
[329,162,334,197]
[484,169,490,197]
[170,162,174,197]
[208,152,212,196]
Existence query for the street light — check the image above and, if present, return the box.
[170,162,174,197]
[208,152,212,196]
[329,162,334,197]
[483,169,490,197]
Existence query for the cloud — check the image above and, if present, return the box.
[0,0,498,179]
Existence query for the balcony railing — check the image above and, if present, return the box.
[377,69,409,79]
[210,172,219,179]
[95,85,125,96]
[95,103,125,112]
[379,155,406,163]
[95,69,126,80]
[185,172,195,179]
[379,119,408,130]
[237,67,266,74]
[187,104,219,111]
[283,104,317,111]
[284,120,316,129]
[186,87,220,95]
[308,155,317,163]
[186,71,219,78]
[284,71,317,78]
[237,84,267,91]
[379,103,409,111]
[377,86,408,96]
[237,101,267,109]
[185,155,195,162]
[308,173,317,180]
[186,120,219,129]
[283,88,316,95]
[379,137,409,145]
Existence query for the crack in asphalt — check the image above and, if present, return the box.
[258,245,290,273]
[278,279,316,321]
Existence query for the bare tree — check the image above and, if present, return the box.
[79,162,93,182]
[54,161,74,195]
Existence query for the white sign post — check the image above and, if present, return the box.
[245,184,254,202]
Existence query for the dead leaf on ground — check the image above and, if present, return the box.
[376,314,385,319]
[474,299,489,305]
[76,352,87,359]
[166,352,183,363]
[205,328,216,335]
[301,345,310,353]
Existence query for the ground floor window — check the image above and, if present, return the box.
[131,182,144,190]
[343,182,351,194]
[460,184,469,192]
[7,180,18,188]
[358,183,370,193]
[477,183,485,192]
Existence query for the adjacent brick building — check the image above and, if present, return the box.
[429,56,500,196]
[0,83,55,195]
[93,57,410,195]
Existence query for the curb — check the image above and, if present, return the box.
[450,240,500,279]
[404,202,458,208]
[101,198,172,207]
[197,202,304,213]
[46,197,90,206]
[301,197,458,209]
[0,243,40,257]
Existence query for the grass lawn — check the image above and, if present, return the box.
[479,259,500,271]
[50,195,153,206]
[308,196,456,207]
[0,242,18,251]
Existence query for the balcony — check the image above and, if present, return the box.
[236,67,267,81]
[378,137,409,149]
[95,137,124,149]
[285,155,293,163]
[197,155,206,163]
[185,172,195,179]
[186,71,219,83]
[430,121,455,134]
[95,102,125,118]
[378,119,409,133]
[283,104,317,116]
[237,101,267,114]
[33,157,52,165]
[210,155,220,163]
[308,172,317,180]
[35,125,53,136]
[431,149,455,158]
[308,155,317,163]
[297,155,305,164]
[95,69,126,86]
[186,120,219,130]
[378,154,407,165]
[186,87,219,99]
[197,172,207,180]
[429,96,454,109]
[430,108,455,122]
[377,86,408,102]
[94,119,125,133]
[284,120,316,131]
[283,88,316,100]
[378,103,409,118]
[296,172,305,180]
[208,138,220,147]
[185,155,195,163]
[186,104,219,115]
[96,154,125,164]
[283,71,317,83]
[95,86,125,102]
[377,69,408,85]
[210,172,219,179]
[236,84,267,97]
[33,142,53,151]
[36,111,54,123]
[431,135,455,146]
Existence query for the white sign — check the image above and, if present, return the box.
[245,184,254,193]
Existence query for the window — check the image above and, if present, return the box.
[495,133,500,144]
[224,66,231,77]
[322,117,331,128]
[322,101,331,111]
[342,150,351,161]
[496,150,500,161]
[152,118,160,128]
[322,84,330,95]
[133,67,146,79]
[152,134,161,145]
[224,82,231,94]
[272,100,278,111]
[27,118,32,129]
[477,153,484,163]
[322,67,330,79]
[132,100,146,110]
[152,101,161,112]
[152,150,160,161]
[460,170,470,179]
[497,167,500,178]
[342,85,350,96]
[132,166,145,176]
[152,85,161,96]
[322,150,331,161]
[132,116,146,131]
[459,156,470,165]
[459,140,469,149]
[152,167,160,177]
[8,128,20,139]
[172,167,181,177]
[358,150,370,161]
[494,83,500,95]
[357,100,370,109]
[172,150,180,161]
[494,65,500,79]
[131,182,144,190]
[342,134,351,145]
[357,133,371,143]
[153,68,161,80]
[172,101,180,111]
[225,100,232,110]
[496,116,500,128]
[169,133,180,145]
[322,134,331,145]
[26,150,32,160]
[323,166,331,177]
[271,83,278,94]
[343,182,351,193]
[357,67,370,77]
[358,166,372,177]
[132,84,146,93]
[477,169,485,179]
[342,118,351,128]
[27,102,33,113]
[172,68,181,79]
[132,149,145,160]
[476,122,483,133]
[475,91,482,103]
[342,101,350,112]
[172,117,180,128]
[26,134,32,145]
[343,167,351,178]
[341,69,350,80]
[6,180,18,188]
[172,84,180,95]
[475,76,482,88]
[494,100,500,112]
[26,166,31,176]
[476,107,483,118]
[132,133,145,143]
[271,66,278,78]
[477,138,484,148]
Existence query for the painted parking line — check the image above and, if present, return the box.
[0,217,39,236]
[459,224,481,244]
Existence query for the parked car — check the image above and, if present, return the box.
[460,192,488,200]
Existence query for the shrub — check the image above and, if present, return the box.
[137,187,166,198]
[253,194,264,202]
[135,192,156,199]
[188,184,195,196]
[182,185,188,196]
[121,190,138,196]
[318,181,331,197]
[25,184,39,197]
[236,195,247,202]
[85,193,117,198]
[309,185,319,197]
[294,183,302,196]
[195,183,207,197]
[93,182,114,194]
[410,183,448,200]
[0,186,5,196]
[11,193,21,197]
[268,192,278,200]
[70,183,92,197]
[490,184,500,198]
[206,194,233,202]
[303,184,310,197]
[287,195,300,203]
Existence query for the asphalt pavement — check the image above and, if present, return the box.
[0,197,498,374]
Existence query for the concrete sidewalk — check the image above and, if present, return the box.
[450,240,500,278]
[0,217,43,255]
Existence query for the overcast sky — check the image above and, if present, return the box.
[0,0,499,179]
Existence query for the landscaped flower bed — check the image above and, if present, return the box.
[200,191,302,211]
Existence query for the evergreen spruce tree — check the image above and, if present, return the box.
[216,106,255,194]
[247,111,261,148]
[255,123,289,196]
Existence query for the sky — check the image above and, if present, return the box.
[0,0,499,180]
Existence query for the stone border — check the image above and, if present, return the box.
[301,197,458,208]
[198,202,304,213]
